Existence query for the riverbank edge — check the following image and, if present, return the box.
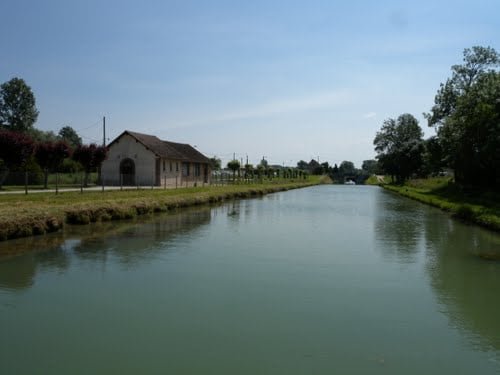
[0,179,324,241]
[379,183,500,232]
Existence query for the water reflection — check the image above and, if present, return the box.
[374,191,424,263]
[0,256,37,290]
[0,207,211,291]
[425,218,500,352]
[375,189,500,355]
[0,235,70,290]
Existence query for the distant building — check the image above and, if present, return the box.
[101,131,211,187]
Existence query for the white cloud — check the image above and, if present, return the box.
[363,112,377,119]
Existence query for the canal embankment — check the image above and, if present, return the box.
[373,177,500,232]
[0,177,326,241]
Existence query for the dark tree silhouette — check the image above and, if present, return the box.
[35,141,72,188]
[72,144,108,186]
[0,130,35,189]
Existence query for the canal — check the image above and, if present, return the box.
[1,185,499,374]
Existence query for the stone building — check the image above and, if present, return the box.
[101,131,211,187]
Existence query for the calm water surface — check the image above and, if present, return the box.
[1,185,500,374]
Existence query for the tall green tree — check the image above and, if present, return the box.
[308,159,322,175]
[0,78,39,133]
[421,136,445,176]
[58,126,82,148]
[29,128,58,143]
[0,130,35,189]
[297,160,308,170]
[374,114,424,183]
[35,141,72,188]
[361,160,378,175]
[426,46,500,187]
[441,72,500,186]
[244,163,253,179]
[72,144,108,187]
[209,156,221,171]
[339,161,355,176]
[426,46,499,127]
[227,159,240,182]
[321,162,331,175]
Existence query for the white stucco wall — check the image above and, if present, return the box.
[101,134,157,186]
[101,133,211,187]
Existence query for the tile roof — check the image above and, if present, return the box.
[111,131,210,163]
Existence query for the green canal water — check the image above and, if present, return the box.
[1,185,500,374]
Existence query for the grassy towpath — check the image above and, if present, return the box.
[0,177,325,241]
[369,176,500,232]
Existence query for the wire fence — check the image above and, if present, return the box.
[0,169,308,194]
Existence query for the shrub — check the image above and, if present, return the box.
[452,204,477,221]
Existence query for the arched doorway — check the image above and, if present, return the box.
[120,158,135,186]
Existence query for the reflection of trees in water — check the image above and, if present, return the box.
[374,191,424,263]
[0,234,67,262]
[375,190,500,354]
[0,207,212,291]
[72,207,211,266]
[226,200,240,219]
[425,218,500,353]
[0,235,69,290]
[0,256,37,290]
[211,199,255,226]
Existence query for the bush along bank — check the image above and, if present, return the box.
[381,183,500,232]
[0,179,321,241]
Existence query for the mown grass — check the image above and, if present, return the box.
[0,176,324,241]
[380,177,500,232]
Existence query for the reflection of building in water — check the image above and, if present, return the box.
[0,207,212,291]
[425,216,500,353]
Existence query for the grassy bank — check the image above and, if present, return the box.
[378,177,500,232]
[0,177,325,241]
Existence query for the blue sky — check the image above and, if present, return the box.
[1,0,499,167]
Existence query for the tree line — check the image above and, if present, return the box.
[374,46,500,188]
[294,159,378,184]
[0,77,107,189]
[209,157,310,183]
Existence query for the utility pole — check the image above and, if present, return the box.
[102,116,106,192]
[103,116,106,146]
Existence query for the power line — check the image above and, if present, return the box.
[72,119,101,133]
[80,135,101,143]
